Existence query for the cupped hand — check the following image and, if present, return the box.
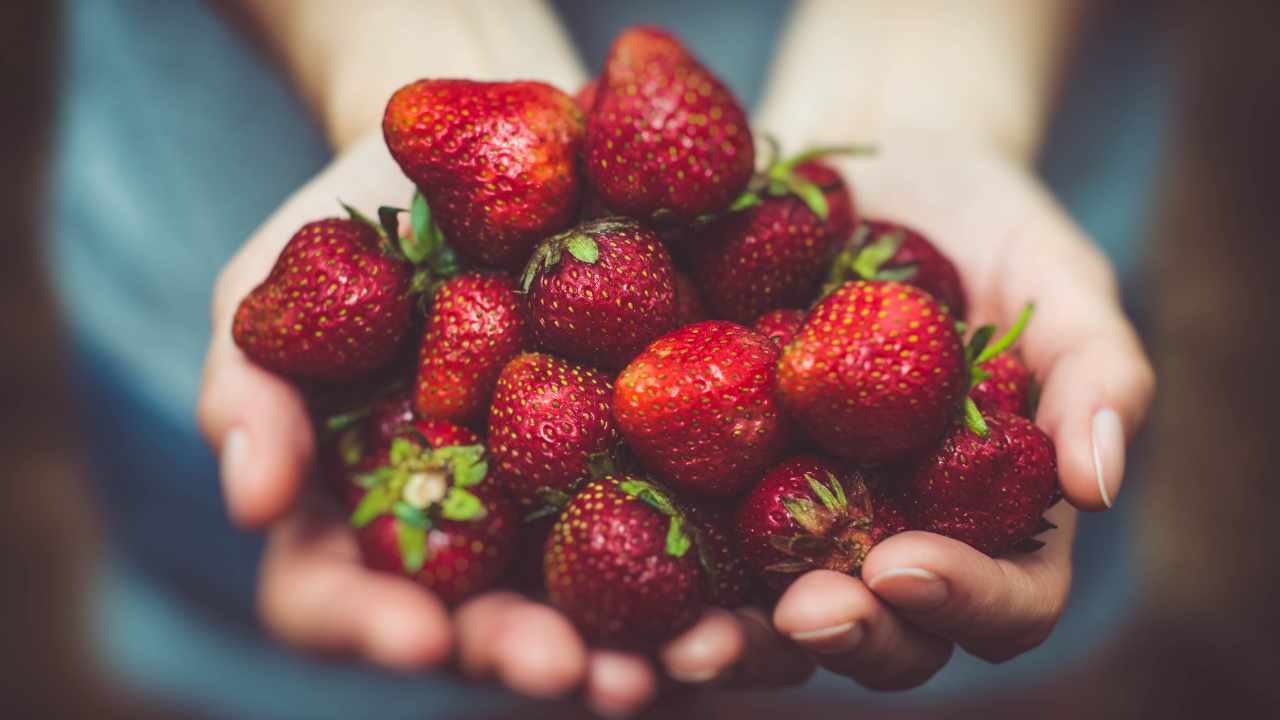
[772,129,1155,688]
[196,132,813,717]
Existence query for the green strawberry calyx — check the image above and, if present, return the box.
[519,218,635,292]
[349,437,489,574]
[766,473,874,576]
[960,303,1035,438]
[340,193,462,308]
[824,222,922,295]
[727,137,876,221]
[523,451,623,523]
[617,477,693,558]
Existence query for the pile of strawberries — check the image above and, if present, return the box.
[233,27,1058,651]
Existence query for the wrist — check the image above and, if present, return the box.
[286,2,587,152]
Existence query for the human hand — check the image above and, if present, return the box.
[196,132,814,716]
[769,129,1155,688]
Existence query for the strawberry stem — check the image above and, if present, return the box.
[975,304,1035,366]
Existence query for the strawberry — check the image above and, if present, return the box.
[350,436,516,604]
[735,456,887,591]
[777,280,967,464]
[326,390,481,510]
[826,219,968,319]
[971,352,1034,418]
[672,270,709,328]
[752,308,805,349]
[487,353,620,508]
[902,409,1058,556]
[690,155,857,323]
[521,218,677,369]
[383,79,584,268]
[584,27,754,223]
[959,304,1037,430]
[615,321,786,497]
[233,210,414,381]
[415,272,529,427]
[544,476,705,649]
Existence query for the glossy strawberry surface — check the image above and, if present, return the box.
[904,410,1058,556]
[384,79,584,268]
[524,218,676,369]
[415,273,529,427]
[778,281,967,463]
[584,27,754,222]
[691,161,855,323]
[233,218,413,380]
[544,476,704,649]
[614,321,786,497]
[487,353,619,507]
[971,352,1033,418]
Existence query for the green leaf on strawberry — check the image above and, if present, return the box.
[439,487,486,522]
[395,519,427,573]
[352,484,397,528]
[664,514,692,558]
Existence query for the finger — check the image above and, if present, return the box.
[862,504,1076,662]
[993,203,1155,511]
[257,502,453,670]
[197,339,315,527]
[585,651,658,719]
[714,607,817,689]
[455,595,587,699]
[198,133,416,526]
[657,609,746,685]
[773,571,952,690]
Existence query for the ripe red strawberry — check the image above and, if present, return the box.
[487,353,620,508]
[827,219,968,319]
[690,157,857,323]
[752,308,805,349]
[544,476,705,649]
[778,280,967,463]
[971,352,1034,417]
[350,437,516,604]
[960,303,1037,426]
[521,218,677,369]
[328,392,482,512]
[233,213,414,381]
[735,456,891,591]
[415,272,529,427]
[614,321,786,497]
[902,409,1058,556]
[671,270,709,328]
[584,27,754,223]
[383,79,584,268]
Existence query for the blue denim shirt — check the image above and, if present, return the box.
[50,1,1168,718]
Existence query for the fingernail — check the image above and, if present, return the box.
[221,428,249,495]
[867,568,948,610]
[1091,408,1124,508]
[789,620,864,654]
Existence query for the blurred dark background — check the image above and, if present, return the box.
[3,1,1277,718]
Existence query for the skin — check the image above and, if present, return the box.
[202,0,1152,713]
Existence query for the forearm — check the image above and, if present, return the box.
[756,0,1088,164]
[233,0,586,151]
